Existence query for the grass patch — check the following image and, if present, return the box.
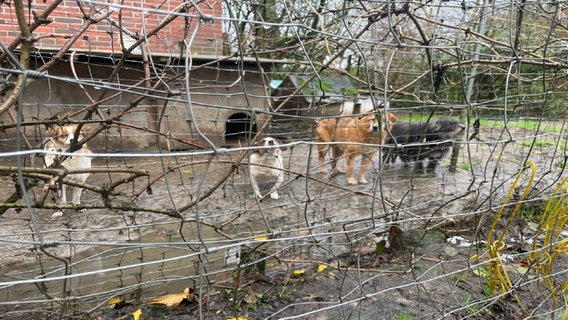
[518,140,557,148]
[554,160,568,169]
[481,118,562,132]
[393,312,412,320]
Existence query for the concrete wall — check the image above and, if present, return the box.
[0,58,270,152]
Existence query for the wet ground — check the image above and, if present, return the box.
[0,123,566,319]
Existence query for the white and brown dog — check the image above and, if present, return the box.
[43,124,92,218]
[249,137,286,200]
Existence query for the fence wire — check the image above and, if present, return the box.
[1,0,568,319]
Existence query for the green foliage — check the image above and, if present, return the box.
[464,294,481,315]
[520,205,539,223]
[554,160,568,169]
[319,81,333,92]
[375,239,387,255]
[344,87,358,97]
[477,118,562,133]
[458,163,471,170]
[452,272,469,282]
[393,312,412,320]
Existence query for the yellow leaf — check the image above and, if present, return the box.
[108,297,124,308]
[317,265,328,273]
[254,236,268,241]
[108,296,123,306]
[292,269,305,276]
[132,309,142,320]
[226,317,248,320]
[147,287,191,307]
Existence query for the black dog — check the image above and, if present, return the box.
[383,118,466,172]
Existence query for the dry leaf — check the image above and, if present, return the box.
[147,287,191,307]
[292,269,305,277]
[108,296,123,306]
[243,291,259,305]
[132,309,142,320]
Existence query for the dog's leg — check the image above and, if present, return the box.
[330,145,345,176]
[60,184,68,204]
[250,175,262,199]
[71,172,90,207]
[50,183,67,219]
[345,153,358,185]
[71,186,83,205]
[426,159,438,172]
[358,153,374,184]
[415,158,425,173]
[317,144,329,173]
[249,161,264,199]
[269,171,284,200]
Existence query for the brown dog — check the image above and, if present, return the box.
[316,112,398,185]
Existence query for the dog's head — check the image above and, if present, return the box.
[428,119,466,140]
[359,112,398,133]
[358,114,380,133]
[47,125,85,146]
[254,137,286,156]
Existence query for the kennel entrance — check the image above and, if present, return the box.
[225,113,257,142]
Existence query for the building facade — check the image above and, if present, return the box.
[0,0,271,151]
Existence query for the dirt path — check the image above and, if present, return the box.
[0,124,565,319]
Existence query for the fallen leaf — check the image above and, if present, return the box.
[147,287,191,307]
[317,264,328,273]
[292,269,305,277]
[108,296,123,306]
[243,291,259,304]
[375,239,387,255]
[254,236,268,241]
[132,309,142,320]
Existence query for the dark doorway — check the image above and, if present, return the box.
[225,113,256,141]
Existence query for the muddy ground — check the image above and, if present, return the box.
[0,124,566,319]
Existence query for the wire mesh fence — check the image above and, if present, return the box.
[1,0,568,319]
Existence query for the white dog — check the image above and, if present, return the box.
[43,125,92,218]
[249,137,286,200]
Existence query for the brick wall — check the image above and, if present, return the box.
[0,0,223,57]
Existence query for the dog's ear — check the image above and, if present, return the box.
[428,120,442,132]
[278,140,287,151]
[386,112,398,123]
[47,126,64,137]
[46,127,57,137]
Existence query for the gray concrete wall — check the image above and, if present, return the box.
[0,59,270,153]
